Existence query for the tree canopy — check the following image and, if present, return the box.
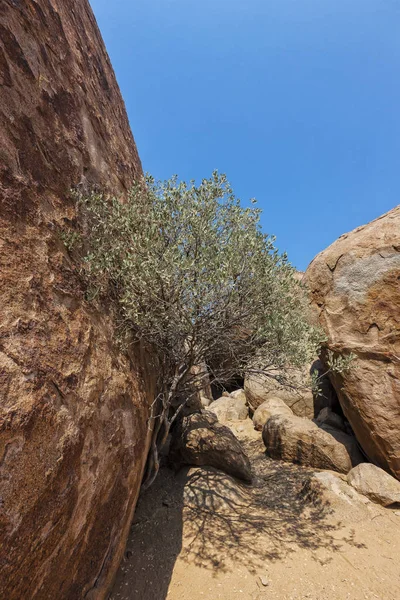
[68,171,322,485]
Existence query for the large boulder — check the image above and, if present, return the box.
[252,397,293,431]
[262,414,364,473]
[0,2,152,599]
[207,395,248,423]
[170,412,252,482]
[305,207,400,480]
[347,463,400,507]
[244,369,314,418]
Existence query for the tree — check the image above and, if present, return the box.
[69,171,322,487]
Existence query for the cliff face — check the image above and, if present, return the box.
[305,207,400,481]
[0,1,154,598]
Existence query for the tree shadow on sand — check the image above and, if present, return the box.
[110,441,365,600]
[180,458,362,574]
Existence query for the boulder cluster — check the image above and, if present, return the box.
[173,204,400,505]
[171,373,400,508]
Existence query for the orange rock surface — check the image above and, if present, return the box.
[0,1,153,598]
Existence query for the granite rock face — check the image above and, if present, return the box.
[305,207,400,480]
[0,1,153,598]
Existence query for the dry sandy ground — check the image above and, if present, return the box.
[110,420,400,600]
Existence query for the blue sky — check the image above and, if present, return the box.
[91,0,399,270]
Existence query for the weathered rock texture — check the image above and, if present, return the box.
[207,395,248,423]
[0,1,153,599]
[244,370,314,418]
[170,412,252,482]
[347,463,400,507]
[263,414,363,473]
[252,397,293,431]
[305,207,400,480]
